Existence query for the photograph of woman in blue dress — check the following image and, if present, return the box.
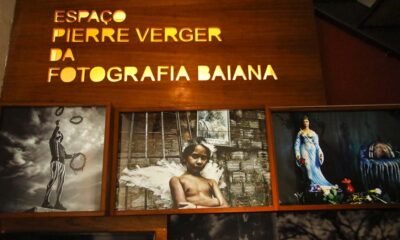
[294,116,334,192]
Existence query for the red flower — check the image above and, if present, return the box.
[341,178,351,184]
[299,158,306,165]
[341,178,355,195]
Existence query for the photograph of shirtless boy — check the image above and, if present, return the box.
[169,137,228,209]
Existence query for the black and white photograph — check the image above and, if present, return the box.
[0,105,107,213]
[168,213,276,240]
[197,110,230,146]
[115,109,271,211]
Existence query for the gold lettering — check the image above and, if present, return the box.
[248,65,261,80]
[108,67,122,82]
[86,28,100,42]
[54,10,65,23]
[48,68,60,82]
[66,10,78,23]
[198,65,211,81]
[211,65,226,80]
[71,28,84,42]
[117,28,130,42]
[49,48,63,62]
[136,28,149,42]
[101,28,116,42]
[90,66,106,82]
[140,66,156,81]
[78,10,90,22]
[180,28,193,42]
[263,65,278,80]
[52,28,65,42]
[60,67,76,83]
[164,27,178,42]
[124,67,138,81]
[150,28,163,42]
[176,66,190,81]
[208,27,222,42]
[77,67,90,82]
[232,66,247,80]
[195,28,207,42]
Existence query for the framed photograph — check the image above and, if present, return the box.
[0,104,110,217]
[111,108,273,214]
[270,105,400,209]
[0,232,155,240]
[197,110,230,146]
[168,212,276,240]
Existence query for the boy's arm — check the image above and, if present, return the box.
[195,180,228,208]
[169,176,194,208]
[211,180,229,207]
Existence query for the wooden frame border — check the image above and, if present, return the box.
[110,105,277,215]
[267,104,400,211]
[0,102,111,218]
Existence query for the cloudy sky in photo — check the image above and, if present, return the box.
[0,106,106,212]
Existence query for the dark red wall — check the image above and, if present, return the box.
[316,17,400,105]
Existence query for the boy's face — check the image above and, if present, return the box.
[186,145,209,174]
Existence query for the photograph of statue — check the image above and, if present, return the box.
[0,106,106,213]
[272,108,400,205]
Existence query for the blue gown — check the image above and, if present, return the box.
[294,130,333,190]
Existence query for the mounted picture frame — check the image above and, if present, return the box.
[110,107,274,215]
[0,103,110,217]
[0,232,156,240]
[268,105,400,210]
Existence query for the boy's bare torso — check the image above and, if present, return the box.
[178,173,219,206]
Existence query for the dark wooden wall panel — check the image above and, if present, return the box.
[2,0,325,107]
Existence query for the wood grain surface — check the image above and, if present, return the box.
[2,0,325,108]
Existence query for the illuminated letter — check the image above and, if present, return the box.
[136,28,149,42]
[71,28,84,42]
[195,28,207,42]
[141,66,156,81]
[124,67,138,81]
[211,65,226,80]
[52,28,65,42]
[117,28,130,42]
[86,28,100,42]
[248,65,261,80]
[78,10,90,22]
[54,10,65,23]
[49,48,63,62]
[175,66,190,81]
[208,27,222,42]
[90,66,106,82]
[60,67,76,83]
[107,67,122,82]
[87,10,100,23]
[77,67,90,82]
[165,27,178,42]
[48,68,60,82]
[62,48,75,61]
[232,65,247,80]
[150,28,163,42]
[263,65,278,80]
[113,10,126,23]
[157,66,169,81]
[180,28,193,42]
[198,65,211,81]
[102,28,116,42]
[100,10,113,25]
[66,10,78,23]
